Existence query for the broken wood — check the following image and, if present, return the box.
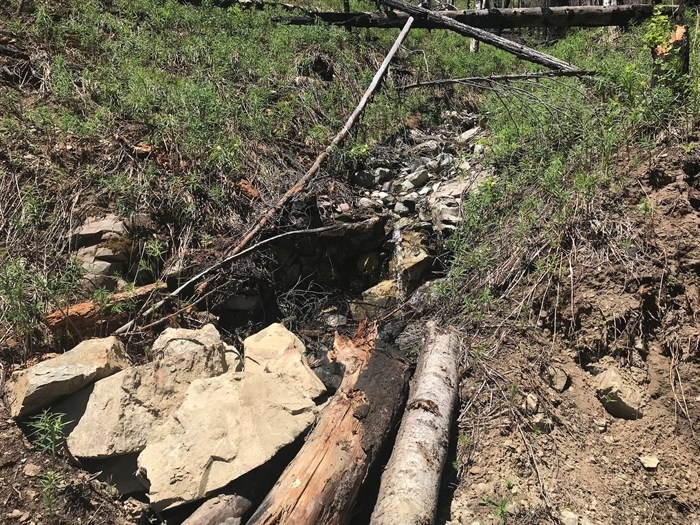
[43,283,166,338]
[370,322,459,525]
[652,24,690,90]
[400,69,594,90]
[181,494,253,525]
[246,326,410,525]
[279,5,673,30]
[114,18,415,335]
[380,0,577,71]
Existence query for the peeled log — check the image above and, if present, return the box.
[279,5,672,30]
[370,322,459,525]
[246,327,410,525]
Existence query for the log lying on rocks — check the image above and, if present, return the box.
[380,0,577,71]
[246,326,410,525]
[370,322,460,525]
[279,5,672,30]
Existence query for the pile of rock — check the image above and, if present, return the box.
[348,113,487,320]
[3,323,325,514]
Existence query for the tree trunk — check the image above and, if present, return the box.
[245,328,411,525]
[370,322,459,525]
[279,5,672,30]
[470,0,486,52]
[380,0,577,71]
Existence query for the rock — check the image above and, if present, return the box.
[350,170,375,188]
[455,127,481,146]
[425,159,439,172]
[350,280,398,320]
[62,327,229,458]
[374,167,392,184]
[400,180,415,193]
[243,323,325,399]
[473,144,486,156]
[138,372,319,511]
[358,197,375,209]
[640,455,660,470]
[4,336,130,418]
[411,139,439,155]
[561,510,579,525]
[22,463,41,477]
[437,152,455,171]
[427,178,471,232]
[399,252,433,283]
[405,166,430,188]
[181,494,253,525]
[74,214,127,247]
[153,324,241,371]
[596,367,645,420]
[524,393,539,414]
[394,202,410,216]
[544,365,570,392]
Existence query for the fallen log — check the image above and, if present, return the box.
[278,4,672,30]
[245,326,411,525]
[43,282,166,338]
[380,0,577,71]
[370,322,459,525]
[400,69,594,90]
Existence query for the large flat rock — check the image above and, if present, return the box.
[62,325,230,458]
[243,323,325,398]
[4,337,130,418]
[138,371,319,511]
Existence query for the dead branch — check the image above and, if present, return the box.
[399,69,595,90]
[380,0,577,71]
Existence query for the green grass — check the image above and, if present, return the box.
[444,10,700,320]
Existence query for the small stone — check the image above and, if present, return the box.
[374,167,392,183]
[596,367,645,420]
[473,144,486,156]
[338,203,351,213]
[561,510,579,525]
[524,393,539,414]
[425,160,439,172]
[400,180,415,193]
[418,186,432,196]
[22,463,41,477]
[405,166,430,188]
[530,414,554,434]
[412,139,439,154]
[469,465,483,475]
[593,418,607,432]
[640,455,660,470]
[394,202,410,216]
[544,365,570,392]
[455,127,480,145]
[350,170,375,188]
[358,197,375,209]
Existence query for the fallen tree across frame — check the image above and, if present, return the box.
[379,0,577,71]
[278,4,673,30]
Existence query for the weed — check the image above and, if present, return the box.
[28,410,71,457]
[457,434,470,446]
[40,471,65,518]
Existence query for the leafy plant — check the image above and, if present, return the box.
[40,470,65,518]
[28,410,71,457]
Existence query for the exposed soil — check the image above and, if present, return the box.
[446,141,700,525]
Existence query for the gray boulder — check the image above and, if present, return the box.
[4,337,130,418]
[138,372,319,511]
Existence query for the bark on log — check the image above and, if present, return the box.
[399,69,594,90]
[43,283,166,338]
[181,495,253,525]
[370,322,459,525]
[279,5,673,30]
[379,0,577,71]
[246,327,411,525]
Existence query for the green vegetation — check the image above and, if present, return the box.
[39,470,65,518]
[28,410,71,457]
[445,10,700,322]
